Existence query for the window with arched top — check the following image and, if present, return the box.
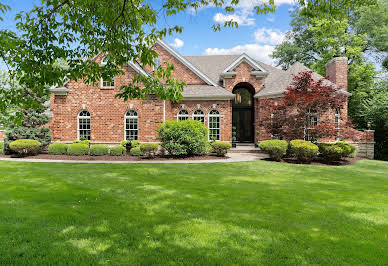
[177,110,189,121]
[101,56,115,88]
[193,110,205,124]
[208,110,220,141]
[78,110,91,140]
[125,110,138,140]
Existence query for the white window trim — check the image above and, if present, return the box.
[100,77,115,89]
[335,108,341,141]
[177,110,189,121]
[304,110,319,141]
[192,110,205,124]
[208,110,221,141]
[125,110,139,141]
[77,110,91,140]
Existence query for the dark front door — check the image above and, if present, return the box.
[232,86,254,143]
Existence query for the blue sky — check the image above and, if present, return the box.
[0,0,296,67]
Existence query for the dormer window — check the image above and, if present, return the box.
[101,56,115,88]
[153,57,161,71]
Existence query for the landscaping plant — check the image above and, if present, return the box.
[9,139,41,156]
[290,140,319,162]
[67,143,89,156]
[140,143,159,158]
[319,141,357,162]
[48,143,68,155]
[259,140,289,161]
[89,145,109,156]
[130,147,142,157]
[211,142,232,157]
[110,145,126,156]
[158,120,208,156]
[0,142,3,154]
[72,139,90,146]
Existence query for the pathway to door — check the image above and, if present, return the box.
[232,84,254,143]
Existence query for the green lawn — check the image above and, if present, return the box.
[0,160,387,265]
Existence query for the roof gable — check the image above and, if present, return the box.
[222,53,268,73]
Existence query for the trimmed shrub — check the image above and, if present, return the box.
[157,120,208,156]
[319,144,343,162]
[259,140,288,161]
[130,147,143,156]
[0,142,3,154]
[336,141,357,157]
[211,142,232,157]
[67,143,89,156]
[48,143,68,155]
[72,139,90,146]
[290,140,318,162]
[140,143,159,158]
[110,145,126,156]
[9,139,41,156]
[121,140,140,152]
[90,144,109,156]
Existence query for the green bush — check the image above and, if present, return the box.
[259,140,288,161]
[0,142,4,154]
[319,144,343,162]
[90,144,109,156]
[336,141,357,157]
[110,145,126,156]
[211,142,232,157]
[48,143,68,155]
[140,143,159,158]
[157,120,208,156]
[72,139,90,146]
[121,140,140,152]
[290,140,318,162]
[130,147,143,157]
[67,143,89,156]
[9,139,41,156]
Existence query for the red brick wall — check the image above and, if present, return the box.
[224,61,264,94]
[325,57,348,91]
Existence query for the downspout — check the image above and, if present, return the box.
[163,100,166,122]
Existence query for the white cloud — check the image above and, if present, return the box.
[204,44,275,64]
[170,38,184,48]
[213,12,255,26]
[254,28,285,45]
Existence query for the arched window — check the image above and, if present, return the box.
[101,56,115,88]
[193,110,205,124]
[177,110,189,121]
[208,110,220,141]
[125,110,138,140]
[78,110,91,140]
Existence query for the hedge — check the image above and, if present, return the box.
[259,140,288,161]
[140,143,159,158]
[90,144,109,156]
[67,143,89,156]
[211,142,232,157]
[9,139,41,156]
[48,143,68,155]
[0,142,3,154]
[290,140,318,162]
[130,147,143,156]
[110,145,126,156]
[72,139,90,146]
[319,141,358,162]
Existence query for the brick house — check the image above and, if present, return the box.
[48,40,374,157]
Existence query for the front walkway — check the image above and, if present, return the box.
[0,153,268,164]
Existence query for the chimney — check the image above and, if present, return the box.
[325,57,348,91]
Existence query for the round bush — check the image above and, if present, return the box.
[211,142,232,157]
[110,145,126,156]
[259,140,288,161]
[90,144,109,156]
[140,143,159,158]
[0,141,4,154]
[130,146,143,156]
[48,143,68,155]
[157,120,208,156]
[9,139,41,156]
[290,140,318,162]
[319,144,343,162]
[336,141,356,157]
[67,143,89,156]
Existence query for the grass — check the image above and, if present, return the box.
[0,160,387,265]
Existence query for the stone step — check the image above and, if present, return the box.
[229,144,263,154]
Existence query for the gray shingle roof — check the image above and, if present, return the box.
[182,85,235,99]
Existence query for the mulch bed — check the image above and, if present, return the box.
[263,156,362,166]
[0,153,229,161]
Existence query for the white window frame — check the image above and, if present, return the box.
[335,108,341,141]
[208,109,221,141]
[177,109,189,121]
[125,110,139,141]
[77,110,91,140]
[192,109,205,124]
[304,109,319,141]
[101,56,115,88]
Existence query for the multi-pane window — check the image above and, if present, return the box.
[208,110,220,141]
[78,110,91,140]
[177,110,189,121]
[153,57,161,70]
[101,56,115,88]
[335,108,341,140]
[193,110,205,124]
[305,109,318,141]
[125,110,138,140]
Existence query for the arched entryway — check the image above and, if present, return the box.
[232,83,255,143]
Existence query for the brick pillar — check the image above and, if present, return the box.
[325,57,348,91]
